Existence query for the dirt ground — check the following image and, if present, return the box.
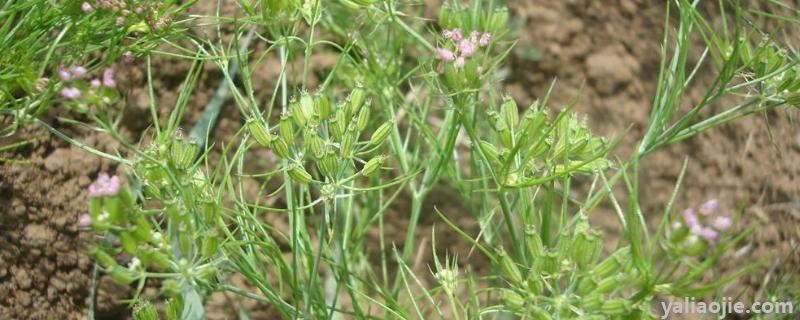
[1,0,798,319]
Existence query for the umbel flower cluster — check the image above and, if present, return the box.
[668,199,732,256]
[247,87,392,200]
[435,28,492,68]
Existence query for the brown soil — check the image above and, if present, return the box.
[1,0,797,319]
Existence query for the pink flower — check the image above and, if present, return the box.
[81,2,93,13]
[442,29,454,39]
[451,28,463,41]
[458,39,475,57]
[71,66,87,78]
[435,48,455,61]
[479,32,492,47]
[88,173,121,197]
[694,226,719,243]
[712,216,732,231]
[78,214,92,228]
[682,208,699,229]
[60,87,81,99]
[58,68,72,81]
[453,56,465,68]
[699,199,719,215]
[90,79,101,87]
[470,31,480,43]
[102,68,116,88]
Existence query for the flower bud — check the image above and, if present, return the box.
[360,156,384,176]
[369,121,392,147]
[247,118,273,147]
[356,105,370,132]
[288,163,313,184]
[110,265,135,284]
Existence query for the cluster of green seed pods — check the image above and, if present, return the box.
[475,97,611,188]
[496,217,655,319]
[247,87,392,186]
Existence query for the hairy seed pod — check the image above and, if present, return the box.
[288,164,312,184]
[247,118,273,147]
[369,121,392,147]
[360,156,384,176]
[279,114,294,144]
[356,105,370,132]
[110,265,135,284]
[315,94,331,119]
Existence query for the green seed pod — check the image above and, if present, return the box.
[572,230,602,271]
[592,247,629,278]
[501,97,519,128]
[90,247,117,268]
[600,299,630,316]
[360,156,384,176]
[202,199,217,224]
[120,231,138,254]
[162,280,181,298]
[348,85,366,117]
[110,265,135,284]
[341,126,357,158]
[356,105,370,132]
[579,293,603,311]
[132,214,153,243]
[330,112,345,141]
[576,277,598,295]
[279,114,294,143]
[369,121,392,147]
[464,59,480,87]
[202,231,219,258]
[526,274,543,295]
[528,307,552,320]
[477,140,500,164]
[299,92,314,122]
[289,98,306,127]
[499,288,525,310]
[317,150,338,178]
[524,224,544,259]
[496,247,522,284]
[271,137,291,159]
[288,163,313,184]
[592,273,624,295]
[496,120,513,148]
[535,250,559,275]
[104,197,123,224]
[309,135,326,159]
[133,302,159,320]
[247,118,273,147]
[147,250,172,270]
[178,229,190,255]
[196,266,218,284]
[315,94,331,119]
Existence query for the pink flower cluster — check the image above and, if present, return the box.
[435,28,492,68]
[88,173,121,198]
[682,199,731,243]
[58,66,116,100]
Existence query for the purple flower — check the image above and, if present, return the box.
[682,208,699,229]
[479,32,492,47]
[58,68,72,81]
[458,39,476,57]
[451,28,463,41]
[694,226,719,243]
[442,29,454,39]
[435,48,455,61]
[81,2,93,13]
[88,173,121,198]
[712,216,732,231]
[699,199,719,215]
[71,66,87,78]
[453,56,466,68]
[102,68,116,88]
[470,31,480,43]
[78,214,92,228]
[60,87,81,99]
